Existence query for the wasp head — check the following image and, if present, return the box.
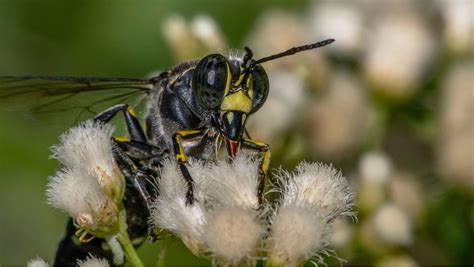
[192,50,269,158]
[192,39,335,158]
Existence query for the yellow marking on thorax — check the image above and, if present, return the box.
[114,136,130,142]
[178,130,201,137]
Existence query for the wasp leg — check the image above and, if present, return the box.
[94,104,146,142]
[241,139,271,207]
[172,130,206,205]
[111,140,165,242]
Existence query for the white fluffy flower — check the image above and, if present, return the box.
[204,206,264,265]
[150,159,208,255]
[46,168,118,233]
[151,155,265,260]
[202,153,260,209]
[51,120,123,200]
[247,71,307,143]
[77,255,110,267]
[268,204,331,267]
[278,162,356,220]
[27,257,49,267]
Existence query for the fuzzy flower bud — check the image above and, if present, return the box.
[151,155,265,263]
[268,162,355,266]
[202,153,260,209]
[46,168,119,236]
[27,257,49,267]
[204,206,264,265]
[51,120,124,202]
[268,203,331,267]
[77,255,110,267]
[150,159,208,256]
[278,162,356,220]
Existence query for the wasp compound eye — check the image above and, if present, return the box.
[193,54,231,110]
[249,64,269,114]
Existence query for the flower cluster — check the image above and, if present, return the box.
[43,121,142,266]
[150,154,355,266]
[40,121,356,266]
[47,121,123,238]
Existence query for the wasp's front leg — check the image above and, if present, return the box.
[241,139,271,207]
[172,130,206,205]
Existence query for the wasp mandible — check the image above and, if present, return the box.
[0,39,334,264]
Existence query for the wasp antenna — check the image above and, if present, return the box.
[252,39,335,66]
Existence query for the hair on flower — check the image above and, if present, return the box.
[276,162,356,221]
[51,120,123,200]
[267,203,331,267]
[27,257,49,267]
[77,254,110,267]
[204,206,264,265]
[150,159,208,255]
[46,167,118,234]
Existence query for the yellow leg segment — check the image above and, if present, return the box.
[172,130,205,205]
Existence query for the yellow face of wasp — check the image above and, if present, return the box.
[218,72,254,141]
[220,73,254,114]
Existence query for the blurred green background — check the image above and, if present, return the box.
[0,0,472,266]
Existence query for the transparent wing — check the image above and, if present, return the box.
[0,75,153,124]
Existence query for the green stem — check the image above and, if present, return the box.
[116,210,144,267]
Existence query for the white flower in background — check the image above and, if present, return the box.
[438,62,474,191]
[390,173,424,223]
[150,159,208,256]
[305,71,367,161]
[359,151,393,186]
[357,151,393,212]
[244,9,331,89]
[162,14,227,61]
[245,10,307,69]
[247,71,306,144]
[372,203,413,246]
[191,15,227,52]
[363,9,435,99]
[268,203,331,267]
[377,254,418,267]
[438,0,474,54]
[51,120,123,200]
[46,168,118,234]
[161,15,201,61]
[77,255,110,267]
[330,218,354,249]
[27,257,49,267]
[204,206,264,265]
[308,2,364,55]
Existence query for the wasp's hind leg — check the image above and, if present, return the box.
[172,130,206,205]
[241,139,271,207]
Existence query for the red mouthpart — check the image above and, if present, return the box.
[226,140,239,159]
